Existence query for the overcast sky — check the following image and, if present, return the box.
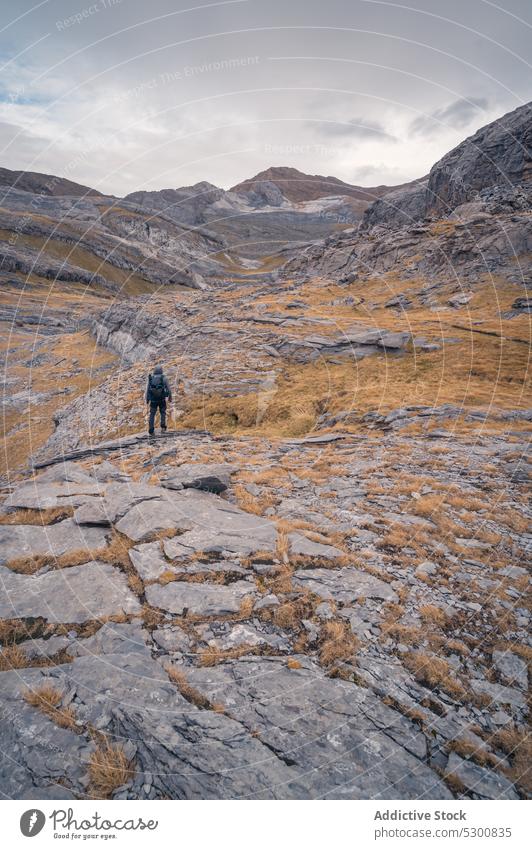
[0,0,530,195]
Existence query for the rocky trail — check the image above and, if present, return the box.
[0,414,529,799]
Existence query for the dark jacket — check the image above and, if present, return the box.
[146,368,172,403]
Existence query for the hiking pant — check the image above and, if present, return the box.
[148,399,167,432]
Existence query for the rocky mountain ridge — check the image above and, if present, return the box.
[284,102,532,291]
[0,165,401,296]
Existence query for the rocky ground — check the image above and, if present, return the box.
[0,407,529,799]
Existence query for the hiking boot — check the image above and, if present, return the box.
[161,426,167,432]
[148,430,155,436]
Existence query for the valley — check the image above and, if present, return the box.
[0,102,530,801]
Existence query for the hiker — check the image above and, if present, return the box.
[146,365,172,435]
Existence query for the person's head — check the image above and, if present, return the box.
[153,365,163,374]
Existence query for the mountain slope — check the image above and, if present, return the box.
[285,101,532,289]
[0,167,102,198]
[363,101,532,230]
[230,165,396,203]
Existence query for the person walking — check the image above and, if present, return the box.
[146,364,172,435]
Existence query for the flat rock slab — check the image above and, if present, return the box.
[283,433,352,445]
[73,499,111,525]
[161,463,235,489]
[70,621,149,657]
[469,679,526,710]
[0,673,93,799]
[74,482,170,526]
[128,540,171,581]
[118,488,277,551]
[492,650,528,690]
[114,498,194,542]
[0,518,109,563]
[4,481,105,510]
[0,560,141,623]
[189,657,452,799]
[446,753,518,800]
[33,462,98,484]
[293,567,398,604]
[145,579,256,616]
[198,622,290,652]
[288,532,344,560]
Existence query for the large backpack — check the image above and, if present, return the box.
[148,373,166,402]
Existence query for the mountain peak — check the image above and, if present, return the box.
[230,166,397,204]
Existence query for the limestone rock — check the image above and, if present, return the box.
[491,650,528,690]
[189,657,452,799]
[446,753,518,800]
[128,541,170,582]
[293,567,398,604]
[145,579,256,616]
[0,518,109,563]
[288,532,344,560]
[0,560,141,622]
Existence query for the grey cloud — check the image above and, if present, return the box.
[409,97,489,137]
[311,118,397,142]
[0,0,529,192]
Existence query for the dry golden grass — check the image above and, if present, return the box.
[490,728,532,796]
[319,621,358,667]
[269,592,317,630]
[234,484,277,516]
[237,596,255,620]
[447,738,499,769]
[445,639,470,656]
[381,623,424,645]
[269,565,294,595]
[87,740,135,799]
[24,684,78,731]
[238,467,289,486]
[6,548,95,574]
[1,324,116,475]
[273,602,301,630]
[403,652,466,700]
[197,644,258,667]
[159,569,178,585]
[419,605,448,629]
[377,526,423,553]
[410,494,446,518]
[444,769,467,796]
[287,658,302,670]
[0,617,45,645]
[0,644,29,671]
[164,663,224,712]
[97,531,135,568]
[276,528,290,564]
[140,604,165,629]
[0,507,74,525]
[127,573,144,596]
[180,314,531,438]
